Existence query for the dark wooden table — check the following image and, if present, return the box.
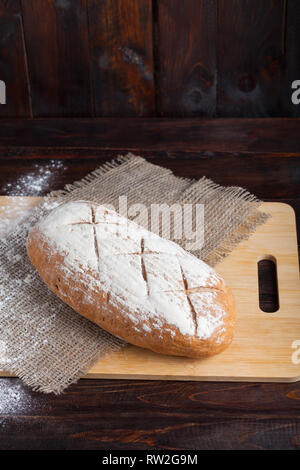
[0,118,299,450]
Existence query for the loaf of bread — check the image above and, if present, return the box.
[27,200,235,358]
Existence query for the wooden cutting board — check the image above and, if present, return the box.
[1,197,300,382]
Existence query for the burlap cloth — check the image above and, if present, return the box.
[0,154,268,393]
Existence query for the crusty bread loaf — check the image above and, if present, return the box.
[26,200,235,358]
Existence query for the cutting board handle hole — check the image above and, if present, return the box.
[257,256,279,313]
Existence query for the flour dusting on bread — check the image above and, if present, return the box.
[28,200,235,357]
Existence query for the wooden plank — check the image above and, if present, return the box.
[156,0,217,117]
[88,0,155,116]
[217,0,285,117]
[0,378,300,450]
[0,200,299,383]
[20,0,91,117]
[0,151,299,203]
[0,118,299,153]
[0,0,31,117]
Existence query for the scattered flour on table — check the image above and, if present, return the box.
[2,160,67,196]
[0,160,67,236]
[0,380,39,415]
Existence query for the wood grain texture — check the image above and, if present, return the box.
[0,0,299,118]
[0,149,299,199]
[20,0,91,117]
[1,378,300,449]
[0,0,31,117]
[88,0,155,116]
[0,118,299,153]
[156,0,217,117]
[217,0,286,117]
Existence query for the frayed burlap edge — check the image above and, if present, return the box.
[47,152,270,269]
[179,176,270,266]
[4,331,125,395]
[47,153,191,200]
[205,208,270,266]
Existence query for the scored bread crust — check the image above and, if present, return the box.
[26,201,235,358]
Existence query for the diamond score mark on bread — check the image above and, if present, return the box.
[26,201,235,358]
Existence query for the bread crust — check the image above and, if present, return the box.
[26,201,235,358]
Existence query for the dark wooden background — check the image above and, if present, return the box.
[0,0,299,119]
